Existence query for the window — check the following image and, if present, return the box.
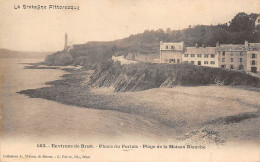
[251,60,256,65]
[221,65,226,68]
[239,65,244,70]
[184,54,189,57]
[251,67,257,72]
[240,58,243,62]
[211,54,215,58]
[204,61,208,64]
[177,59,180,64]
[231,58,234,62]
[191,54,195,57]
[231,52,234,56]
[191,61,195,64]
[171,46,174,50]
[240,52,243,56]
[166,45,168,49]
[210,61,215,64]
[204,54,209,58]
[197,54,202,58]
[222,58,225,62]
[169,59,175,63]
[252,53,256,59]
[230,65,234,69]
[222,52,225,56]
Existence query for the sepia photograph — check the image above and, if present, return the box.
[0,0,260,161]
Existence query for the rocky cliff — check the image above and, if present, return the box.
[44,51,74,66]
[88,61,260,92]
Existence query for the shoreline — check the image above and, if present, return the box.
[18,63,260,145]
[2,59,181,143]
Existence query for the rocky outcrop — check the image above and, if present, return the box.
[44,51,74,66]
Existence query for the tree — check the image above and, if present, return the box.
[166,28,171,33]
[229,12,258,32]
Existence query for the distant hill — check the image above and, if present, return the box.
[0,49,53,59]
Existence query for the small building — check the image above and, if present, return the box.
[160,41,184,64]
[125,52,136,61]
[182,44,218,68]
[125,52,160,63]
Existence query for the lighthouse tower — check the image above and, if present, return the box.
[64,33,68,50]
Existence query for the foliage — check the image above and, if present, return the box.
[229,12,258,32]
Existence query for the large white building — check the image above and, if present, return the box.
[160,41,184,64]
[183,46,218,68]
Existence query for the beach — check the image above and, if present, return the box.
[11,59,260,146]
[1,58,260,162]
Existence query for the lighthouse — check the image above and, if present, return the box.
[64,33,68,50]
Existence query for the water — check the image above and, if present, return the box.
[1,58,174,143]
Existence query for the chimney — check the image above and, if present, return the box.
[216,41,219,47]
[160,41,163,51]
[180,41,185,51]
[245,40,249,50]
[195,43,198,48]
[202,44,205,48]
[245,40,249,46]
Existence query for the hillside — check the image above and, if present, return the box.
[44,12,260,66]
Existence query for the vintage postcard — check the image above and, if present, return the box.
[0,0,260,161]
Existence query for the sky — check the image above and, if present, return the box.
[0,0,259,52]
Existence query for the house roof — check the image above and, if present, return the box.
[248,43,260,51]
[160,42,184,51]
[215,43,260,51]
[161,42,183,45]
[185,47,216,54]
[216,44,246,51]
